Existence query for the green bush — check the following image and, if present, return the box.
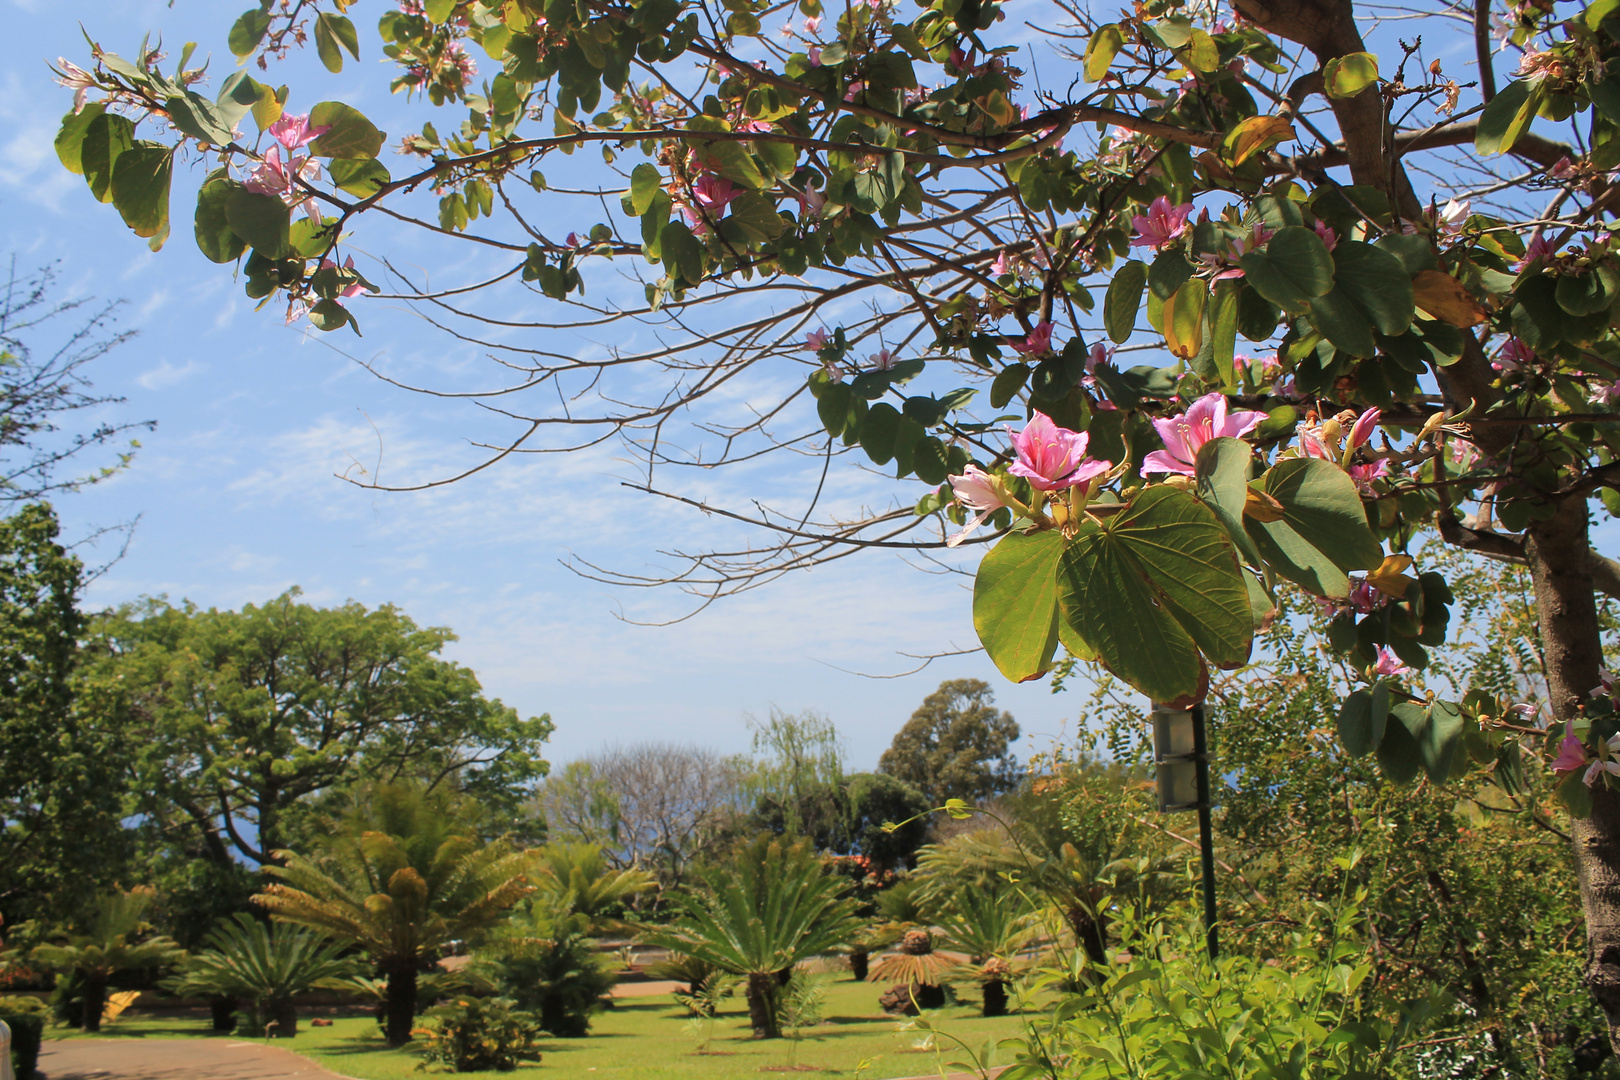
[414,998,541,1073]
[0,1005,46,1080]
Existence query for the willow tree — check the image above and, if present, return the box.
[53,0,1620,1051]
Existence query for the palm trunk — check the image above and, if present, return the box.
[209,995,238,1033]
[745,972,779,1039]
[80,974,106,1033]
[982,979,1008,1017]
[267,997,297,1038]
[849,948,869,982]
[384,964,419,1047]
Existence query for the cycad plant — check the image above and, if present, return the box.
[868,929,958,1012]
[931,884,1037,1017]
[528,843,655,935]
[478,898,618,1037]
[255,783,532,1046]
[640,837,859,1039]
[30,888,185,1032]
[163,914,363,1037]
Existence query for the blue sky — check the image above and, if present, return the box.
[0,0,1089,770]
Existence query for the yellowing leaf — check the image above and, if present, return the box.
[1163,278,1207,359]
[1085,24,1124,83]
[1243,487,1287,522]
[1412,270,1488,326]
[1186,28,1219,73]
[1365,553,1417,597]
[977,89,1017,127]
[1324,52,1380,99]
[1221,115,1295,167]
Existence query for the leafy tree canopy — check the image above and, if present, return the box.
[879,678,1020,803]
[80,588,553,867]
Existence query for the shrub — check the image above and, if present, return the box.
[413,998,541,1073]
[0,999,46,1080]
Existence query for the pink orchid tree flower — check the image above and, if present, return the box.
[1514,232,1555,270]
[1592,668,1617,699]
[268,113,331,151]
[54,58,97,114]
[1348,407,1381,449]
[1130,196,1194,250]
[244,146,323,221]
[1372,646,1411,678]
[1012,321,1054,355]
[1141,392,1267,477]
[1349,459,1390,495]
[804,328,831,352]
[690,173,738,218]
[868,349,896,371]
[1007,412,1113,492]
[1436,198,1471,235]
[1312,218,1339,250]
[945,465,1010,547]
[1553,722,1590,776]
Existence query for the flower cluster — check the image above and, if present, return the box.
[243,113,329,222]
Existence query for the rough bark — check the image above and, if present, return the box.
[746,972,779,1039]
[384,964,419,1048]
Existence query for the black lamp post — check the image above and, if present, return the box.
[1151,702,1218,961]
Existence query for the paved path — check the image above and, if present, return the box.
[35,1039,354,1080]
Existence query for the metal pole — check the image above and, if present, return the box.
[1192,703,1218,961]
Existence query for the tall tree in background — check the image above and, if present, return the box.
[0,504,128,925]
[81,589,552,867]
[879,680,1020,804]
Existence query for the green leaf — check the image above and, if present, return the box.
[628,163,662,216]
[1084,24,1124,82]
[660,219,705,286]
[817,381,854,437]
[1057,486,1252,702]
[307,102,384,160]
[165,91,238,145]
[1105,260,1147,344]
[862,402,902,465]
[1323,52,1379,99]
[698,139,767,190]
[990,363,1031,409]
[1337,682,1389,757]
[55,104,104,176]
[229,9,272,60]
[722,192,786,242]
[425,0,457,21]
[81,111,134,204]
[328,158,391,198]
[1308,287,1377,358]
[1376,701,1427,784]
[195,176,249,264]
[1194,436,1259,565]
[973,530,1064,683]
[1148,249,1194,300]
[1209,283,1239,388]
[1245,457,1382,598]
[314,13,360,73]
[1268,226,1335,296]
[110,144,174,242]
[1331,241,1414,336]
[225,189,292,258]
[1476,78,1538,155]
[307,298,356,334]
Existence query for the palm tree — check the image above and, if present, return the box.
[528,843,655,935]
[931,884,1037,1016]
[162,914,363,1037]
[256,783,532,1047]
[31,888,184,1032]
[639,837,859,1039]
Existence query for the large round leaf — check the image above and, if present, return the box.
[110,144,174,242]
[307,101,384,160]
[972,529,1064,683]
[1245,457,1382,598]
[1056,485,1252,702]
[1331,241,1414,336]
[1194,436,1259,566]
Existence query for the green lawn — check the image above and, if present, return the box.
[50,981,1034,1079]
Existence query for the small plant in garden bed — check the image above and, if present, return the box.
[413,998,540,1074]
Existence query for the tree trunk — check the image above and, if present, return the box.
[266,997,297,1038]
[982,979,1008,1017]
[208,995,238,1032]
[1527,500,1620,1052]
[80,974,106,1034]
[384,965,419,1048]
[745,972,779,1039]
[849,948,869,982]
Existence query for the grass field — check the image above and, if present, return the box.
[49,980,1034,1078]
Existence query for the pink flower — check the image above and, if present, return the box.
[1085,342,1113,374]
[1130,196,1194,250]
[805,328,830,352]
[808,46,822,66]
[1515,232,1555,270]
[691,173,737,216]
[243,146,322,221]
[1313,219,1338,251]
[803,14,822,32]
[990,251,1011,277]
[1012,321,1054,355]
[1551,155,1578,179]
[844,81,867,101]
[797,186,826,218]
[1348,407,1380,449]
[268,113,330,151]
[1436,198,1471,235]
[55,58,96,114]
[1007,412,1113,492]
[1590,380,1620,405]
[1585,759,1620,787]
[1348,579,1386,614]
[945,465,1009,547]
[1349,458,1390,495]
[1141,393,1268,477]
[1372,647,1410,678]
[1494,337,1535,372]
[1297,422,1334,460]
[1592,668,1617,699]
[1553,722,1589,775]
[868,349,896,371]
